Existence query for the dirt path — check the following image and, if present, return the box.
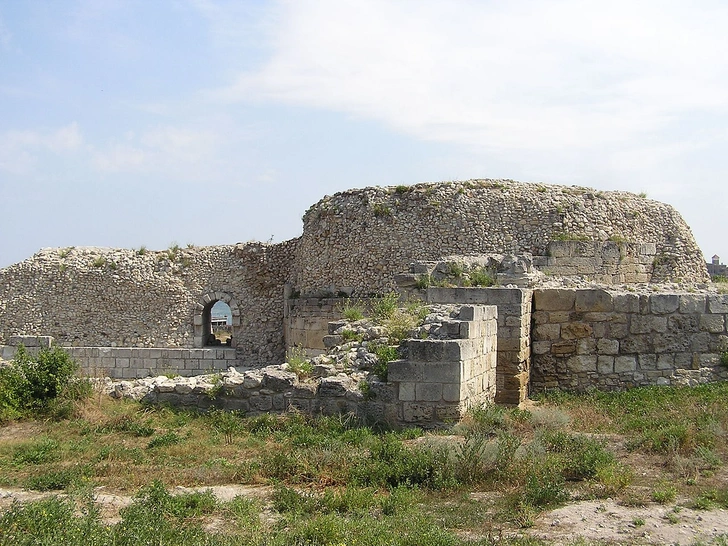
[529,499,728,545]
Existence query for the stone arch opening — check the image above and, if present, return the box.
[194,292,240,348]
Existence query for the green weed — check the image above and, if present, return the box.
[285,345,313,378]
[13,438,60,466]
[372,292,400,322]
[146,431,182,449]
[340,298,366,321]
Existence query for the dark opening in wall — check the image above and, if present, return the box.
[195,292,239,348]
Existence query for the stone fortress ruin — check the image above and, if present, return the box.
[1,179,726,426]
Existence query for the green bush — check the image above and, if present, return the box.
[350,434,456,489]
[285,345,313,378]
[0,345,85,421]
[0,495,109,545]
[207,409,245,445]
[415,274,432,289]
[12,438,60,466]
[539,430,614,480]
[468,267,496,287]
[341,329,363,342]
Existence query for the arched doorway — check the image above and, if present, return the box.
[194,292,240,348]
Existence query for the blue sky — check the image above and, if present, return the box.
[1,0,727,269]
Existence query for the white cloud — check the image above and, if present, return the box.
[0,122,82,174]
[212,0,728,155]
[91,125,225,179]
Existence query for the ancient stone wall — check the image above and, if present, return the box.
[424,288,532,405]
[0,241,298,367]
[531,289,728,391]
[293,180,708,295]
[0,179,712,375]
[125,304,498,428]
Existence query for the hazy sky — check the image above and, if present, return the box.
[1,0,727,269]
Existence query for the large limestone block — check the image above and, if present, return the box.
[574,290,614,312]
[534,289,576,311]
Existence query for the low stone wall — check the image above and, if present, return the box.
[531,289,728,391]
[425,288,531,405]
[137,367,365,416]
[1,337,238,379]
[532,241,656,283]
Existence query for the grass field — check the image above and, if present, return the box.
[2,381,728,545]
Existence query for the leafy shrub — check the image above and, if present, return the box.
[0,345,87,421]
[384,309,418,343]
[468,267,496,287]
[415,274,431,289]
[341,329,363,342]
[652,484,678,504]
[372,203,391,217]
[207,409,245,445]
[539,430,614,480]
[349,434,455,489]
[0,496,109,544]
[594,462,633,496]
[453,435,495,484]
[522,463,569,508]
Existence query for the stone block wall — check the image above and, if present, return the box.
[425,288,532,405]
[531,289,728,391]
[0,240,298,367]
[1,338,239,379]
[387,304,498,426]
[284,297,344,356]
[532,241,656,283]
